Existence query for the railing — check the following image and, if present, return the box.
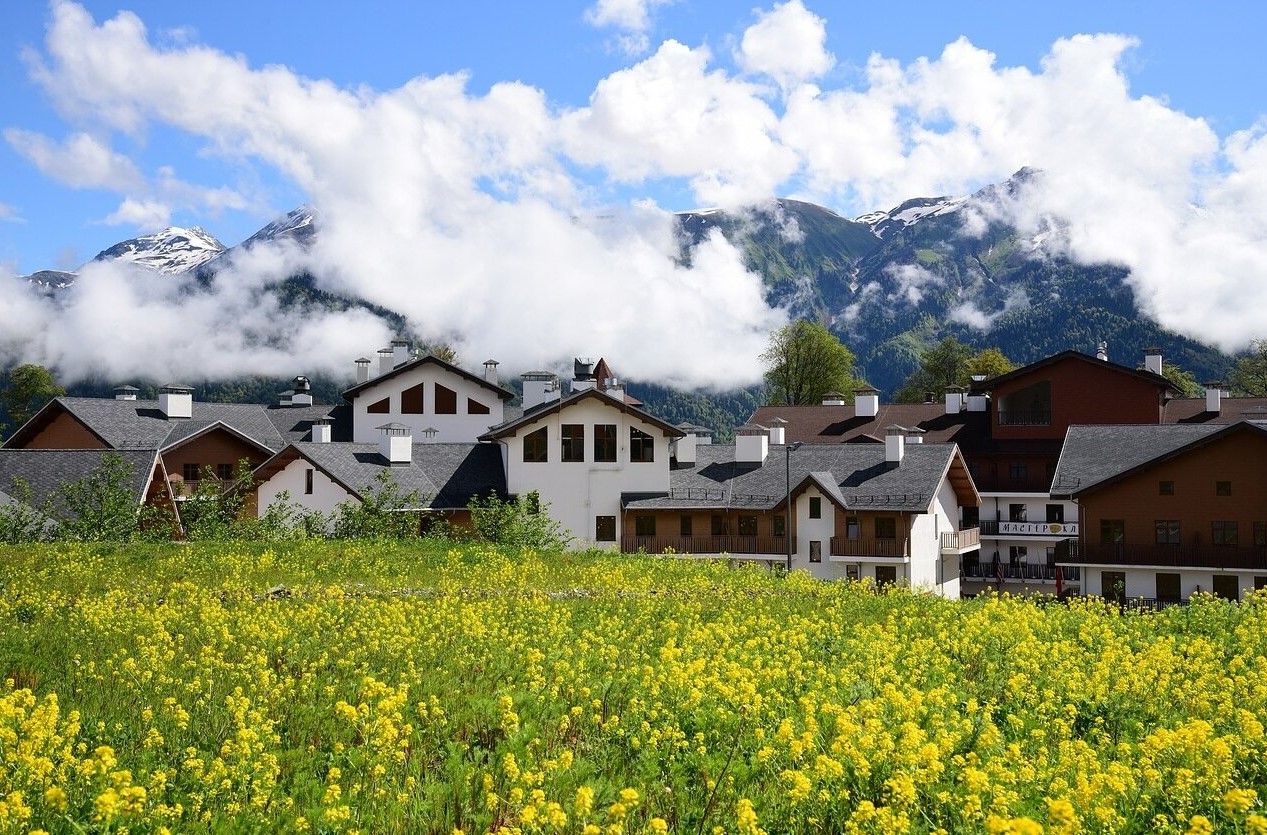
[1057,540,1267,570]
[997,410,1051,426]
[941,528,981,551]
[829,536,909,558]
[620,535,790,555]
[961,561,1081,582]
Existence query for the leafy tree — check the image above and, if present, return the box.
[963,348,1017,382]
[331,470,424,539]
[1160,362,1202,399]
[895,339,1018,403]
[760,321,857,406]
[0,477,55,544]
[51,452,143,542]
[1229,339,1267,396]
[1,364,65,438]
[466,490,572,550]
[178,459,258,540]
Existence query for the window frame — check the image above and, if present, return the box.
[593,424,617,462]
[1155,519,1181,545]
[630,427,655,462]
[561,424,585,462]
[595,515,616,542]
[808,496,822,519]
[1213,520,1239,546]
[634,515,656,537]
[875,517,897,540]
[523,427,548,463]
[738,515,758,536]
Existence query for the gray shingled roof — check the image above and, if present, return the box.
[264,442,507,509]
[0,449,159,516]
[1050,422,1262,497]
[624,443,960,512]
[483,389,684,440]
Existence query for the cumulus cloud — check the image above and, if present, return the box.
[886,263,943,306]
[737,0,834,89]
[101,197,171,228]
[0,202,19,222]
[5,130,143,190]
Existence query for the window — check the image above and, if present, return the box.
[1213,521,1239,546]
[998,380,1051,425]
[1100,519,1125,545]
[523,427,548,462]
[1009,462,1028,483]
[1045,504,1064,524]
[594,424,617,462]
[773,515,785,537]
[216,463,235,481]
[1216,480,1232,496]
[738,516,757,536]
[1009,545,1028,563]
[875,517,897,539]
[1256,576,1267,591]
[1159,480,1174,495]
[711,515,725,536]
[304,468,314,495]
[182,463,201,482]
[1256,522,1267,547]
[809,541,822,563]
[467,397,490,415]
[809,497,822,519]
[1213,574,1240,602]
[630,427,654,462]
[1156,572,1181,602]
[435,384,457,414]
[1155,520,1180,545]
[1102,571,1126,603]
[680,515,692,536]
[401,383,424,414]
[562,424,585,462]
[875,565,897,587]
[635,515,655,536]
[1009,503,1028,522]
[367,396,389,414]
[595,516,615,542]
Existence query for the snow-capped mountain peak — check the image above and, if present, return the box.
[856,195,968,239]
[90,226,226,274]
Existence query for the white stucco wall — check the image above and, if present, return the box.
[351,364,505,443]
[1081,567,1263,600]
[256,457,352,518]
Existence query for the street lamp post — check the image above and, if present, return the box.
[785,442,802,574]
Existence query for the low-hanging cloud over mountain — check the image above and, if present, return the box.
[5,0,1267,388]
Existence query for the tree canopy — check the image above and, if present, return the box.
[1229,339,1267,396]
[760,321,857,406]
[1,364,65,439]
[895,338,1016,403]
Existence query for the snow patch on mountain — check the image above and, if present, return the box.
[91,226,226,274]
[857,195,968,239]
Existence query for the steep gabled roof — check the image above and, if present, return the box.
[0,448,161,513]
[481,389,685,440]
[623,442,974,512]
[1162,397,1267,424]
[253,442,507,509]
[749,403,990,451]
[1050,420,1267,498]
[342,354,515,402]
[970,349,1180,396]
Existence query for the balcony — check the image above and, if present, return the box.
[1057,540,1267,571]
[972,474,1055,494]
[941,528,981,553]
[620,535,790,556]
[961,561,1081,582]
[829,536,909,559]
[980,520,1078,539]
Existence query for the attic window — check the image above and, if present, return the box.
[367,396,390,414]
[402,383,424,414]
[998,381,1051,426]
[523,427,547,463]
[467,397,490,415]
[630,427,654,462]
[435,384,457,414]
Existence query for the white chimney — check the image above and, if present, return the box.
[603,377,626,401]
[392,339,411,368]
[378,348,394,376]
[854,386,879,417]
[1144,347,1163,376]
[945,385,964,415]
[355,357,372,384]
[822,390,847,406]
[484,359,499,385]
[521,372,561,409]
[1205,382,1223,413]
[735,425,769,464]
[159,384,193,419]
[1096,341,1108,361]
[967,379,989,412]
[290,375,313,407]
[885,424,905,464]
[378,423,413,465]
[769,417,787,446]
[674,426,698,465]
[113,385,139,401]
[311,417,333,443]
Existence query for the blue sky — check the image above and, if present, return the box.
[3,1,1267,385]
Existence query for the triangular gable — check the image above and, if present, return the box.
[971,349,1180,396]
[3,398,112,449]
[481,388,685,440]
[159,420,276,456]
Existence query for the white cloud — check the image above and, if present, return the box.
[584,0,674,34]
[0,202,19,222]
[737,0,834,89]
[101,198,171,228]
[5,130,143,190]
[886,263,943,306]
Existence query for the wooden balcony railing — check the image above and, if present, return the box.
[1057,540,1267,571]
[941,528,980,551]
[829,536,909,558]
[961,561,1081,582]
[620,535,790,555]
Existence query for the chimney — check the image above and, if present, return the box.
[378,423,413,465]
[521,371,561,409]
[967,377,989,412]
[1205,382,1223,414]
[674,424,698,465]
[392,338,412,368]
[945,385,964,415]
[1096,341,1108,361]
[769,417,787,446]
[735,424,769,464]
[822,390,847,406]
[853,386,879,417]
[159,384,193,419]
[311,416,333,443]
[572,358,597,392]
[906,427,926,444]
[113,385,139,401]
[290,375,313,407]
[603,377,625,401]
[483,359,499,385]
[420,426,439,444]
[355,357,372,384]
[378,348,394,376]
[1144,347,1163,376]
[885,424,905,464]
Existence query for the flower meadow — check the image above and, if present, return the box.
[0,543,1266,834]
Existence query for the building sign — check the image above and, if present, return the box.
[998,521,1078,536]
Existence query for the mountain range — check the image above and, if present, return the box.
[15,170,1237,404]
